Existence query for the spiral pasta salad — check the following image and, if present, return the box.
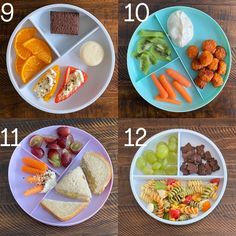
[140,178,220,221]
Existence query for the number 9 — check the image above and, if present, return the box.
[1,3,14,23]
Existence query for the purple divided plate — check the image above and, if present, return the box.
[8,125,113,226]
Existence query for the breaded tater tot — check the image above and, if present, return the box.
[194,76,207,89]
[187,45,199,59]
[214,46,226,60]
[199,51,213,67]
[217,60,227,75]
[207,58,219,71]
[191,58,204,71]
[202,40,217,53]
[198,68,214,82]
[212,73,224,87]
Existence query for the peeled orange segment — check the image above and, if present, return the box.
[14,28,37,60]
[15,56,25,74]
[21,56,46,84]
[23,38,52,64]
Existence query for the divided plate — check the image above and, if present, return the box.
[8,125,113,226]
[6,4,115,114]
[130,129,227,225]
[127,6,232,112]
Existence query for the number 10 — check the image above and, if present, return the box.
[125,3,149,22]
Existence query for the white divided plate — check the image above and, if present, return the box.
[6,4,115,114]
[130,129,227,225]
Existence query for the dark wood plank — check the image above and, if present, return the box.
[119,0,236,118]
[0,0,118,118]
[118,118,236,236]
[0,118,118,236]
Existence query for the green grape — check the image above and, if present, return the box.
[136,157,146,170]
[143,150,156,163]
[167,152,177,165]
[168,135,178,144]
[165,165,177,175]
[152,162,162,171]
[153,169,165,175]
[156,142,169,159]
[160,158,168,170]
[168,141,177,152]
[143,166,154,175]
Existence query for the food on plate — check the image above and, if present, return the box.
[21,56,46,84]
[33,65,60,101]
[80,41,104,66]
[202,40,217,53]
[55,66,88,103]
[166,68,191,88]
[156,96,181,105]
[23,38,52,64]
[55,166,92,201]
[199,51,213,67]
[167,10,193,47]
[132,30,172,74]
[24,185,44,197]
[140,178,219,221]
[31,147,45,159]
[186,45,198,59]
[159,74,176,99]
[15,56,25,75]
[211,73,223,87]
[214,46,226,60]
[81,152,112,194]
[136,135,178,175]
[29,135,44,148]
[50,11,80,35]
[22,165,46,175]
[180,143,220,175]
[41,199,88,221]
[14,28,37,60]
[151,74,168,99]
[172,81,192,103]
[187,40,227,89]
[22,157,48,171]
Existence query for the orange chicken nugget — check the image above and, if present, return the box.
[194,76,207,89]
[212,73,223,87]
[199,51,213,67]
[191,58,204,71]
[214,46,226,60]
[217,60,227,75]
[207,58,219,71]
[202,40,217,53]
[187,45,199,59]
[198,68,214,82]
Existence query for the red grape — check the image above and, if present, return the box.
[31,147,44,159]
[61,149,72,167]
[57,127,70,137]
[29,135,43,148]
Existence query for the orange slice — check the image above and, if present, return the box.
[14,28,36,60]
[15,56,25,74]
[23,38,52,64]
[21,56,46,84]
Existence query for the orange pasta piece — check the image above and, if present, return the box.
[156,96,181,105]
[24,185,44,196]
[159,74,176,99]
[22,157,48,171]
[21,165,45,175]
[151,73,168,99]
[166,68,191,87]
[173,81,192,103]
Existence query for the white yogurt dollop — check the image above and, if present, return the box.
[167,10,193,48]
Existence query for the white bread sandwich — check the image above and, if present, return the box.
[41,199,88,221]
[55,166,92,201]
[81,152,112,195]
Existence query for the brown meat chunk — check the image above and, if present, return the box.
[208,58,219,71]
[217,60,227,75]
[197,163,207,175]
[199,51,213,67]
[181,143,195,153]
[194,76,207,89]
[212,73,223,87]
[187,163,198,174]
[187,45,199,59]
[196,145,205,157]
[214,46,226,60]
[202,40,217,53]
[191,58,204,71]
[198,68,214,82]
[203,151,212,161]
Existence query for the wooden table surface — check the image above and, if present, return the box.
[0,118,118,236]
[119,0,236,118]
[119,118,236,236]
[0,0,118,118]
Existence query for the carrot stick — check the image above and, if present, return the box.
[166,68,191,87]
[21,165,45,175]
[173,81,192,103]
[151,73,168,99]
[22,157,48,171]
[25,175,42,184]
[159,74,176,99]
[24,185,44,196]
[156,96,181,105]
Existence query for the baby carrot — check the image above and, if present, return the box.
[156,96,181,105]
[151,73,168,99]
[166,68,191,87]
[21,165,45,175]
[159,74,176,99]
[24,185,44,196]
[25,175,42,184]
[22,157,48,171]
[173,81,192,103]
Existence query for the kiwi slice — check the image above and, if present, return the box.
[139,54,151,74]
[139,30,165,38]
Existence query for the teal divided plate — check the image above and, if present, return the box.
[127,6,231,112]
